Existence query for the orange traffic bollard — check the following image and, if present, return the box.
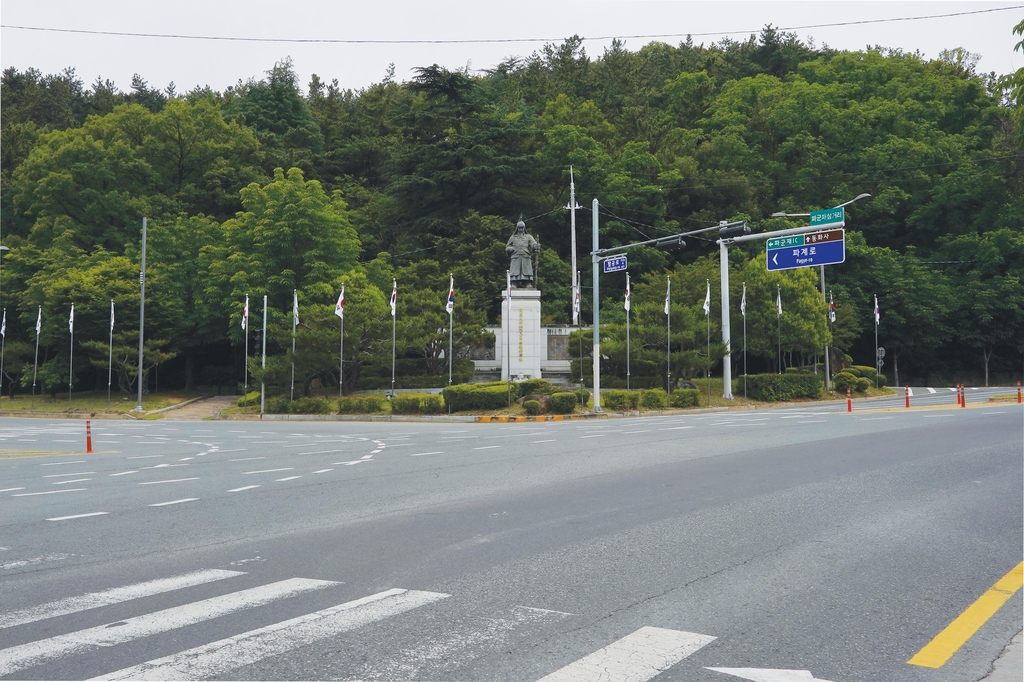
[86,419,93,454]
[847,387,852,413]
[960,384,967,408]
[905,385,910,408]
[1017,381,1021,404]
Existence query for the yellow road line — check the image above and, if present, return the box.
[908,561,1023,668]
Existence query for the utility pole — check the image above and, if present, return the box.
[136,217,147,411]
[591,198,601,411]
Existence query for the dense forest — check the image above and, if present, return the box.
[1,23,1022,398]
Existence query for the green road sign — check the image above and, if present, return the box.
[766,235,804,250]
[810,206,845,228]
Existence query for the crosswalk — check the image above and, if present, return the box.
[1,568,720,681]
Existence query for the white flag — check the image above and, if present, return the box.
[241,295,249,330]
[69,303,74,333]
[664,277,671,315]
[829,292,836,323]
[1,309,5,338]
[507,270,512,299]
[35,307,41,335]
[335,285,345,320]
[293,291,299,327]
[874,295,880,325]
[390,279,397,317]
[624,273,631,312]
[572,284,580,319]
[740,284,746,316]
[702,280,710,316]
[446,275,454,315]
[110,300,115,331]
[776,289,782,317]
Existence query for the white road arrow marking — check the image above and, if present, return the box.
[706,667,837,682]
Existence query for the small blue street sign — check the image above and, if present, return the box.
[767,236,845,271]
[603,255,627,273]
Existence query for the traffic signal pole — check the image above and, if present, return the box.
[719,234,734,399]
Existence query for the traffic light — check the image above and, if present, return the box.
[718,222,751,239]
[655,235,687,251]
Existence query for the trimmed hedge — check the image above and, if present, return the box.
[265,396,333,414]
[735,373,824,401]
[855,377,871,392]
[574,388,590,408]
[523,400,541,416]
[550,392,578,414]
[337,395,385,413]
[236,391,260,407]
[602,390,639,410]
[517,379,556,397]
[441,382,511,411]
[638,389,667,409]
[832,371,858,393]
[391,393,446,414]
[670,388,700,408]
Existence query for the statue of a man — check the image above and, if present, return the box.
[506,220,541,288]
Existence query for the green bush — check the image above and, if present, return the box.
[549,392,578,414]
[851,365,877,380]
[355,358,475,389]
[337,395,384,413]
[876,374,887,386]
[736,373,824,401]
[638,389,667,409]
[574,388,590,408]
[602,390,639,410]
[441,383,511,411]
[236,391,260,407]
[517,379,556,397]
[292,397,332,414]
[421,395,444,414]
[390,395,422,414]
[844,366,861,377]
[670,388,701,408]
[832,371,858,393]
[265,397,289,413]
[855,377,871,393]
[523,400,541,416]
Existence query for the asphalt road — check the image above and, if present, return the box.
[1,392,1021,681]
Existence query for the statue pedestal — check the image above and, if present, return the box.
[499,288,542,381]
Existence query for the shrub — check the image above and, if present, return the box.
[390,396,422,414]
[844,366,861,377]
[517,379,556,397]
[737,373,824,401]
[292,397,331,414]
[832,371,858,393]
[441,383,512,411]
[337,395,384,413]
[265,397,290,414]
[855,377,871,393]
[523,400,541,416]
[851,365,877,380]
[236,391,260,407]
[602,390,639,410]
[638,389,667,409]
[876,374,887,386]
[574,388,590,408]
[421,395,444,414]
[549,392,578,414]
[670,388,701,408]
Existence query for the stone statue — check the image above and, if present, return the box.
[506,219,541,288]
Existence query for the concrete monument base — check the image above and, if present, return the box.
[499,288,542,381]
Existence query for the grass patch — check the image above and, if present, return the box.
[0,390,204,416]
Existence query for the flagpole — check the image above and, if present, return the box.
[577,271,583,396]
[0,309,6,408]
[742,283,747,401]
[506,271,512,407]
[339,295,344,397]
[666,276,671,392]
[391,279,397,397]
[874,295,879,389]
[290,289,297,402]
[777,285,782,374]
[706,280,711,407]
[108,300,114,408]
[137,217,146,411]
[448,274,454,387]
[625,272,630,394]
[261,295,267,414]
[32,307,40,408]
[68,304,74,405]
[243,295,249,410]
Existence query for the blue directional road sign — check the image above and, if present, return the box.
[603,255,627,273]
[767,229,845,271]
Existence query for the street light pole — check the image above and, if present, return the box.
[591,198,601,412]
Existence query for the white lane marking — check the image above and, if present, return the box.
[410,451,443,457]
[275,476,301,482]
[228,485,260,493]
[92,588,449,681]
[0,487,26,493]
[927,387,937,393]
[474,446,501,450]
[297,449,344,455]
[216,448,248,453]
[40,461,87,466]
[371,449,383,454]
[622,430,651,434]
[46,512,109,522]
[229,457,265,462]
[858,417,893,421]
[516,605,576,616]
[658,426,694,431]
[312,469,333,474]
[970,387,979,391]
[149,498,199,507]
[53,478,92,485]
[0,577,337,677]
[948,387,957,392]
[1,554,71,570]
[138,478,199,485]
[532,439,556,443]
[12,489,86,497]
[109,471,138,477]
[334,460,372,466]
[242,468,293,475]
[579,434,605,439]
[178,457,194,461]
[796,420,827,424]
[536,626,716,682]
[53,440,77,443]
[127,455,162,460]
[906,387,914,397]
[984,411,1008,415]
[42,472,96,478]
[705,667,836,681]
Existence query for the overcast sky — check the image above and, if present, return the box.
[2,1,1021,95]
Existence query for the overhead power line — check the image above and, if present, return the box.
[2,6,1021,45]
